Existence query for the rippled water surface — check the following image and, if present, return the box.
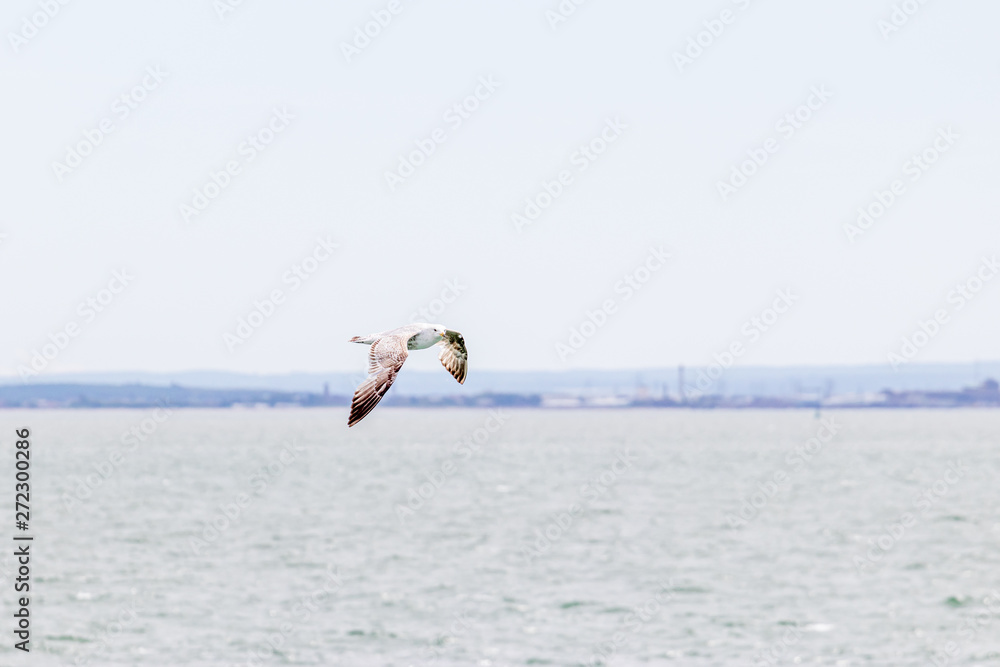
[5,408,1000,666]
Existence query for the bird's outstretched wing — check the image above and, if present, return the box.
[349,336,408,427]
[438,329,468,384]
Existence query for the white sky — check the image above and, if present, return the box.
[2,0,999,376]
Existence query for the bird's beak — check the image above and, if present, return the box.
[439,332,446,337]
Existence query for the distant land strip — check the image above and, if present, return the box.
[1,381,999,409]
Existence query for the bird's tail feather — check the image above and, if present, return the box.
[349,335,375,344]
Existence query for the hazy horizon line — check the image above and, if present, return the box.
[3,359,999,381]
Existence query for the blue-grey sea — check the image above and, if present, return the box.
[4,408,1000,666]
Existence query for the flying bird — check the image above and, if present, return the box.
[347,323,468,427]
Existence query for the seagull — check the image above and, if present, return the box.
[347,323,468,427]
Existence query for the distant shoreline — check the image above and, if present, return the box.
[1,380,998,410]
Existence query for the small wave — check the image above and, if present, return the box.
[45,634,94,643]
[945,596,973,607]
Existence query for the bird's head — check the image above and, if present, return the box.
[414,323,449,341]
